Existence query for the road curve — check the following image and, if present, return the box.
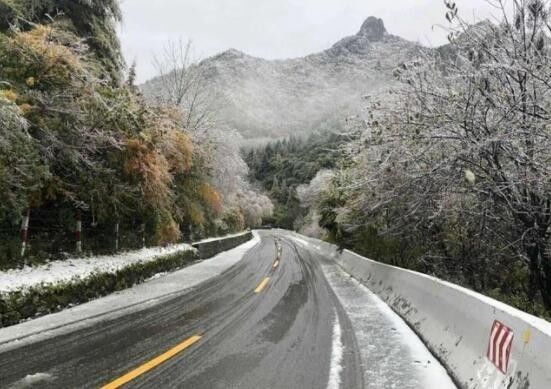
[0,230,452,389]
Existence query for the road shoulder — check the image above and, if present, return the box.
[321,263,456,388]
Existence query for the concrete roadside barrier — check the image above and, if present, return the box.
[307,236,551,389]
[192,231,253,259]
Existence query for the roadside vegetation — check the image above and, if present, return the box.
[0,0,272,269]
[0,249,196,327]
[0,232,252,327]
[245,132,351,229]
[249,1,551,319]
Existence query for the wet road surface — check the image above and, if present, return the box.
[1,230,457,389]
[1,231,363,389]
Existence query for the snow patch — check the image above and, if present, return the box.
[11,372,55,388]
[0,244,194,293]
[322,263,456,389]
[327,310,344,389]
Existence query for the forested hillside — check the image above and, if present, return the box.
[249,1,551,319]
[246,132,351,229]
[0,0,271,269]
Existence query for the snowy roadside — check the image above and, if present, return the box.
[288,233,456,388]
[0,232,260,351]
[0,244,195,294]
[322,263,456,389]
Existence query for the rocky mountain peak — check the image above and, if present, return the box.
[358,16,387,41]
[217,48,248,59]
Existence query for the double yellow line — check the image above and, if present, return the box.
[254,236,284,294]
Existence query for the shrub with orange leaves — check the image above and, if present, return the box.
[164,129,193,174]
[222,208,246,233]
[145,108,194,174]
[123,137,173,210]
[200,183,222,216]
[188,202,205,226]
[153,214,182,246]
[8,25,84,88]
[0,89,18,102]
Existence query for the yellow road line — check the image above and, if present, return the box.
[273,260,279,268]
[254,277,270,293]
[101,334,202,389]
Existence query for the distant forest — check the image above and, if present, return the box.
[245,132,350,229]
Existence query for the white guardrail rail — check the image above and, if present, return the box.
[302,234,551,389]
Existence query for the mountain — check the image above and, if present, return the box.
[142,17,426,142]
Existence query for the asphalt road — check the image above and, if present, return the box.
[1,231,365,389]
[1,230,456,389]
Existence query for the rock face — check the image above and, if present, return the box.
[359,16,387,41]
[142,17,426,142]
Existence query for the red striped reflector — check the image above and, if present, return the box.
[487,320,514,374]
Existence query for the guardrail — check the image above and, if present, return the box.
[308,236,551,389]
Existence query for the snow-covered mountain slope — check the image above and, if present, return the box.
[142,17,429,141]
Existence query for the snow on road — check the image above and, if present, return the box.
[291,236,312,248]
[11,372,56,388]
[0,244,194,293]
[327,309,344,389]
[322,263,456,389]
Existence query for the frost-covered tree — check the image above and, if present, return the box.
[0,0,124,80]
[295,170,335,238]
[145,39,219,133]
[340,0,551,310]
[206,127,273,228]
[296,169,335,208]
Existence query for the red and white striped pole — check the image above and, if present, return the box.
[115,222,120,252]
[75,209,82,254]
[20,208,30,259]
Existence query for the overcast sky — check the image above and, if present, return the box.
[119,0,500,83]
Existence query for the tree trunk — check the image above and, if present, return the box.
[525,230,551,311]
[539,239,551,311]
[526,243,541,304]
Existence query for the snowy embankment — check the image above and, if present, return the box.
[0,244,194,294]
[0,232,259,349]
[0,232,253,328]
